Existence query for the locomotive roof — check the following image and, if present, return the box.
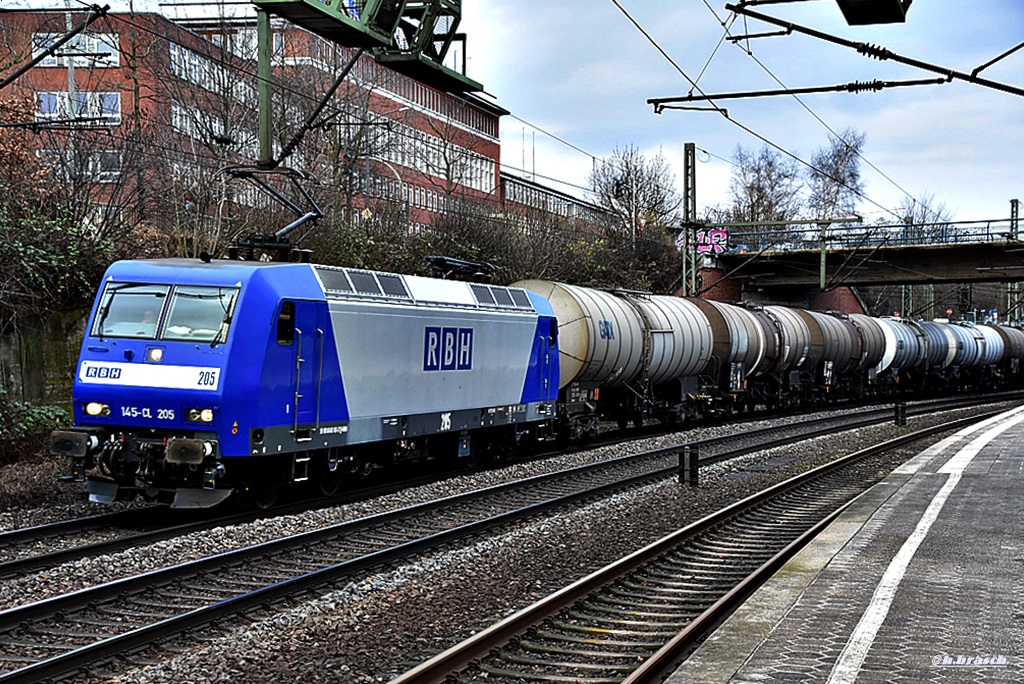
[102,259,552,315]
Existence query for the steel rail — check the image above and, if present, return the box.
[391,411,997,684]
[0,455,679,683]
[0,393,1005,579]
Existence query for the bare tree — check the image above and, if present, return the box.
[895,192,953,233]
[0,95,110,330]
[859,192,956,316]
[806,128,865,219]
[728,144,803,224]
[589,146,681,243]
[403,113,492,198]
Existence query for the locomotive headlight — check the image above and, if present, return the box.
[84,402,110,417]
[146,347,164,363]
[187,408,215,423]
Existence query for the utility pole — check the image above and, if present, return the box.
[1007,198,1021,323]
[681,142,697,296]
[257,9,273,168]
[64,1,78,174]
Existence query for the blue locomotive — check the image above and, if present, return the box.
[50,259,560,508]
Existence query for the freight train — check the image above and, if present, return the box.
[50,259,1024,508]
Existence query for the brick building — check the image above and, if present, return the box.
[1,4,605,241]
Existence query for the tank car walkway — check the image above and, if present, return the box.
[668,404,1024,683]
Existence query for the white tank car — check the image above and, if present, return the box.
[878,318,927,372]
[761,305,812,372]
[847,313,887,371]
[973,324,1005,366]
[513,280,713,390]
[916,321,958,368]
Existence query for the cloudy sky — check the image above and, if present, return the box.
[459,0,1024,222]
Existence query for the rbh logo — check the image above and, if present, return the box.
[424,327,473,371]
[85,365,122,379]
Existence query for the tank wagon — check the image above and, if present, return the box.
[51,259,559,508]
[514,280,1024,437]
[53,263,1024,508]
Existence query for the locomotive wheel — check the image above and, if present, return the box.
[317,468,344,497]
[461,449,482,470]
[249,481,280,509]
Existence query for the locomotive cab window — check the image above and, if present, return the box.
[162,286,239,344]
[92,282,169,339]
[277,301,295,345]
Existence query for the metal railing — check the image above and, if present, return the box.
[725,217,1018,255]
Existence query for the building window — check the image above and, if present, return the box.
[33,32,120,68]
[91,151,122,183]
[35,91,121,125]
[36,92,58,119]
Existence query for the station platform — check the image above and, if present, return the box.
[669,404,1024,683]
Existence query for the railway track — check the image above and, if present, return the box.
[0,443,678,682]
[390,412,995,684]
[0,397,1005,681]
[0,463,518,580]
[0,393,1001,585]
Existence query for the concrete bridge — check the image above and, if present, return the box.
[711,217,1022,294]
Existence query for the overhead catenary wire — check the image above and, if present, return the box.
[694,1,941,211]
[610,0,903,221]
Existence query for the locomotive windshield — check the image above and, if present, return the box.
[92,282,238,343]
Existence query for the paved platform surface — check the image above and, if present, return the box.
[669,404,1024,683]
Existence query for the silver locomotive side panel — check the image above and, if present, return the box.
[328,300,540,420]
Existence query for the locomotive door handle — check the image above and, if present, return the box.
[316,328,324,430]
[294,327,303,435]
